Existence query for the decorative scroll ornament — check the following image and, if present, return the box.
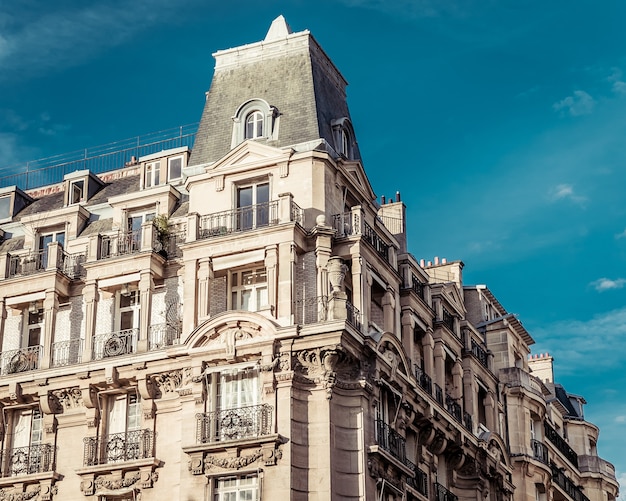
[204,450,264,470]
[52,387,83,410]
[293,346,359,383]
[0,487,41,501]
[152,370,183,395]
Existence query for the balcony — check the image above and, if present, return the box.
[100,230,143,259]
[83,429,155,467]
[463,412,473,432]
[435,482,458,501]
[61,251,87,279]
[8,250,46,278]
[434,383,444,405]
[162,228,186,259]
[92,329,138,360]
[440,307,455,334]
[0,444,56,477]
[551,463,590,501]
[0,346,41,375]
[199,201,279,239]
[375,420,408,466]
[196,404,273,444]
[332,211,391,264]
[51,339,83,367]
[406,463,428,497]
[414,365,433,395]
[346,300,362,331]
[445,394,463,423]
[531,439,549,464]
[545,422,578,467]
[470,339,489,369]
[403,274,426,301]
[148,323,180,350]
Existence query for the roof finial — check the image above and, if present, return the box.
[265,15,293,41]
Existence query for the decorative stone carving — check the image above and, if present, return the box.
[327,256,348,292]
[204,450,264,470]
[152,370,183,396]
[52,387,83,410]
[220,325,253,358]
[0,487,41,501]
[293,346,359,384]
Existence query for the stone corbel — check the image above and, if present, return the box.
[187,453,204,475]
[8,381,22,403]
[105,366,119,387]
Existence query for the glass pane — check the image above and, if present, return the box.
[31,410,43,445]
[169,157,182,180]
[256,286,268,310]
[56,232,65,248]
[0,195,10,219]
[255,183,269,204]
[237,187,253,208]
[242,270,253,286]
[120,311,134,330]
[241,290,252,311]
[28,326,41,347]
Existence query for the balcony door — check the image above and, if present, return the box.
[38,231,64,269]
[216,368,260,441]
[237,182,269,230]
[11,408,43,475]
[106,393,141,463]
[124,211,155,252]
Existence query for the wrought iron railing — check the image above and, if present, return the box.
[0,123,197,191]
[0,346,41,375]
[92,329,138,360]
[196,404,273,444]
[8,251,46,277]
[470,339,489,369]
[550,462,590,501]
[61,251,87,279]
[163,229,186,259]
[406,465,428,497]
[51,339,83,367]
[445,394,463,423]
[346,301,361,331]
[291,201,304,226]
[435,482,458,501]
[545,422,578,467]
[83,429,155,466]
[375,420,407,465]
[463,412,473,432]
[403,274,425,300]
[148,323,180,350]
[440,307,455,333]
[363,221,389,262]
[199,201,279,239]
[414,365,433,395]
[434,383,444,405]
[293,296,328,325]
[531,439,548,464]
[100,230,143,259]
[0,444,55,477]
[332,211,358,237]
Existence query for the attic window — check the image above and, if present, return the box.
[245,111,264,139]
[331,117,356,160]
[0,195,10,220]
[145,161,161,188]
[232,99,278,148]
[70,179,84,204]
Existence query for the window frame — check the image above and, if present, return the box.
[229,267,268,313]
[232,98,277,147]
[6,406,46,476]
[69,179,85,204]
[214,474,259,501]
[0,194,11,220]
[145,161,161,188]
[167,155,183,182]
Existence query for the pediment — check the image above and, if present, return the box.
[342,160,376,202]
[206,140,290,172]
[439,283,466,316]
[376,332,410,378]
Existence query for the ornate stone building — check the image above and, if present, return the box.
[0,15,618,501]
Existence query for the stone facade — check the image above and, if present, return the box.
[0,15,617,501]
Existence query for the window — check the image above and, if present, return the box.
[218,367,260,411]
[214,475,258,501]
[231,268,268,312]
[168,156,183,181]
[245,111,264,139]
[145,161,161,188]
[70,179,84,204]
[39,230,65,268]
[117,290,140,332]
[104,393,142,463]
[331,117,356,160]
[237,182,269,230]
[122,211,155,252]
[5,407,53,476]
[0,195,10,219]
[99,290,140,358]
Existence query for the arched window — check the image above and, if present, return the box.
[245,111,264,139]
[331,117,357,160]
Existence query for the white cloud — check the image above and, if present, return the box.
[553,90,596,116]
[549,183,587,205]
[616,228,626,239]
[617,472,626,501]
[608,68,626,96]
[590,278,626,292]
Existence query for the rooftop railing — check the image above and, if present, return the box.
[0,123,197,191]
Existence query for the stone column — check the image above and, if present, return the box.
[422,331,435,377]
[485,392,496,432]
[463,367,476,433]
[82,282,98,363]
[197,258,211,322]
[351,254,363,323]
[265,245,278,318]
[312,222,333,299]
[277,192,294,223]
[186,213,199,242]
[41,290,58,369]
[400,312,414,356]
[433,342,446,393]
[452,360,463,400]
[137,272,153,353]
[0,299,6,353]
[182,257,198,337]
[45,241,62,272]
[382,289,395,334]
[277,242,294,323]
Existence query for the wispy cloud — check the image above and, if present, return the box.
[549,183,587,206]
[615,228,626,239]
[590,278,626,292]
[552,90,595,116]
[0,1,198,80]
[608,68,626,96]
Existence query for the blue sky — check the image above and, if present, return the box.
[1,0,625,485]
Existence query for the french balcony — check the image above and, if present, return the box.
[99,230,143,259]
[531,439,549,464]
[346,300,362,331]
[463,412,473,432]
[92,329,138,360]
[196,404,274,444]
[7,250,46,278]
[445,394,463,423]
[550,462,590,501]
[0,444,56,477]
[545,422,578,467]
[414,365,433,395]
[162,228,186,259]
[199,201,279,239]
[61,251,87,279]
[0,346,41,375]
[435,482,458,501]
[434,383,444,405]
[470,339,489,369]
[375,420,408,466]
[293,296,329,325]
[439,307,456,334]
[83,429,155,467]
[51,339,83,367]
[148,323,180,350]
[403,274,426,301]
[406,462,428,497]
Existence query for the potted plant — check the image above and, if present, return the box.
[153,214,170,257]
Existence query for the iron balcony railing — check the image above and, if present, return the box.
[406,465,428,497]
[199,201,279,239]
[0,346,41,375]
[531,439,549,464]
[414,365,433,395]
[0,123,197,191]
[8,251,46,278]
[148,323,180,351]
[332,212,390,264]
[291,201,304,226]
[163,229,186,259]
[375,419,408,465]
[346,300,362,331]
[83,429,155,467]
[463,412,473,432]
[403,274,425,301]
[0,444,55,477]
[545,422,578,467]
[445,394,463,423]
[550,462,590,501]
[61,251,87,279]
[293,296,328,325]
[92,329,138,360]
[363,221,390,261]
[470,339,489,369]
[440,307,455,333]
[100,230,143,259]
[435,482,458,501]
[51,339,83,367]
[196,404,273,444]
[434,383,444,405]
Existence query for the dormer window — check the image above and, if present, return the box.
[168,156,183,182]
[146,161,161,188]
[63,170,104,207]
[245,111,264,139]
[69,179,84,204]
[0,195,10,220]
[331,117,357,160]
[232,99,279,147]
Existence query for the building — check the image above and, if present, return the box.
[0,15,618,501]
